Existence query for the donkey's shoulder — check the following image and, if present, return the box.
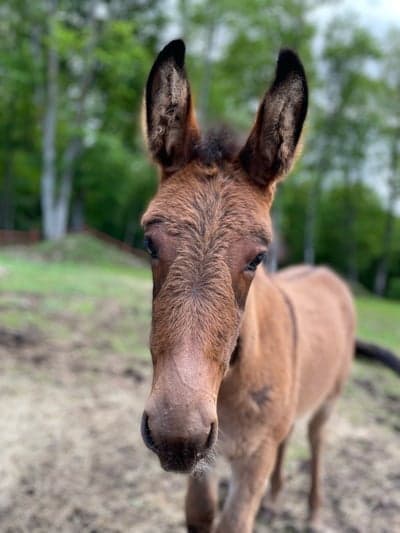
[273,264,354,316]
[273,264,346,287]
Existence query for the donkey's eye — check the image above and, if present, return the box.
[144,236,158,259]
[245,252,266,272]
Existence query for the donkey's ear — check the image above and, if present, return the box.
[144,39,200,176]
[239,49,308,187]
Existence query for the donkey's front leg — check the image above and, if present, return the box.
[215,441,278,533]
[186,470,218,533]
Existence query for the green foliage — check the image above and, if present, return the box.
[277,175,310,263]
[182,0,317,128]
[356,296,400,353]
[0,1,400,293]
[75,133,156,241]
[316,182,385,282]
[387,278,400,300]
[0,0,162,245]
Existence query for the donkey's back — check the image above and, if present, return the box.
[274,265,356,417]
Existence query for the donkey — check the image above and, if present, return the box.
[140,39,356,532]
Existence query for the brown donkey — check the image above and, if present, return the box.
[140,40,355,532]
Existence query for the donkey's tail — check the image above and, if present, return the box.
[355,339,400,376]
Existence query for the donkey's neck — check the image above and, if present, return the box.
[218,267,297,448]
[229,267,296,375]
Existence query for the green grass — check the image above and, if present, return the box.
[0,235,150,299]
[1,236,399,363]
[356,296,400,353]
[0,235,150,296]
[0,236,152,360]
[0,253,149,297]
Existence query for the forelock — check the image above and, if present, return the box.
[193,128,241,166]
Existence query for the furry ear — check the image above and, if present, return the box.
[144,39,200,176]
[239,49,308,187]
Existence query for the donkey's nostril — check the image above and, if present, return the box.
[205,421,217,450]
[141,412,157,452]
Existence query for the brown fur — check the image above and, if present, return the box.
[140,40,355,532]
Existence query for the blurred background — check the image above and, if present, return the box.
[0,1,399,532]
[1,0,400,294]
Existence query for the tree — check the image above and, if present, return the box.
[0,0,40,230]
[373,28,400,296]
[304,16,381,280]
[40,0,105,240]
[316,182,385,289]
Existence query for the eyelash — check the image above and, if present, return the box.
[245,252,266,272]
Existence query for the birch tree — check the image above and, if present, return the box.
[41,0,100,239]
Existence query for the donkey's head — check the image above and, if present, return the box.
[141,40,307,472]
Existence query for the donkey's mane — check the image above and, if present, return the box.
[193,128,241,166]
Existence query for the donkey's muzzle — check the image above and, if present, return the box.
[141,411,217,473]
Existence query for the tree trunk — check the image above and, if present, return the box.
[303,151,331,266]
[303,176,319,264]
[124,218,137,246]
[70,193,85,232]
[0,151,15,229]
[343,170,358,283]
[266,202,282,272]
[41,4,59,240]
[40,0,97,240]
[373,201,395,296]
[373,142,399,296]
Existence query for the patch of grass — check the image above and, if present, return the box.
[1,239,399,367]
[0,238,152,360]
[356,296,400,353]
[0,253,150,298]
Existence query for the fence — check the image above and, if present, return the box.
[0,229,40,246]
[0,226,147,261]
[82,226,148,260]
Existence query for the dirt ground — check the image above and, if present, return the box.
[0,297,399,533]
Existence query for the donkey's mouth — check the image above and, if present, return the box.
[158,444,214,474]
[141,412,217,473]
[158,447,199,473]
